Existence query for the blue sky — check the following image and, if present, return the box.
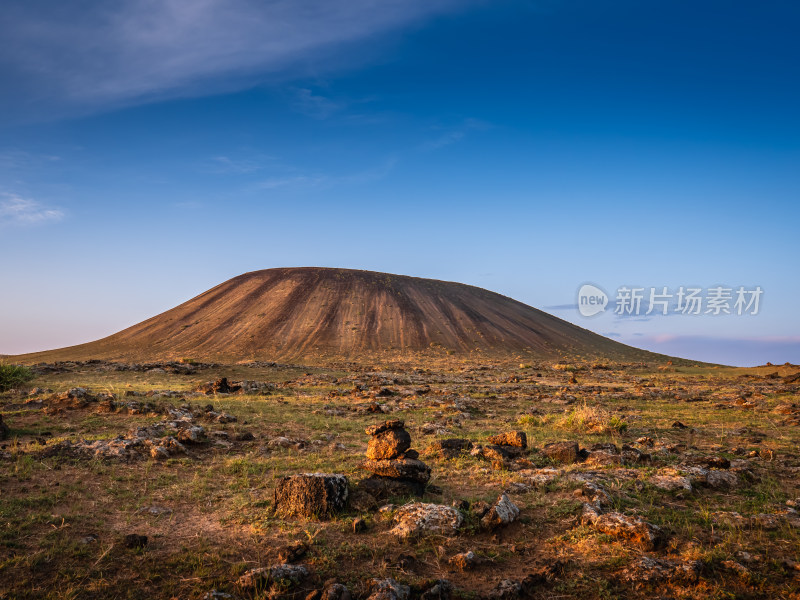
[1,0,798,366]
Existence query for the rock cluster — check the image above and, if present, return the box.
[471,430,527,468]
[358,421,430,498]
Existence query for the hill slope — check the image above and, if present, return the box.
[15,267,661,363]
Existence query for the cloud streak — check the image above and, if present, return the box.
[0,0,470,116]
[0,194,64,226]
[255,159,396,191]
[421,118,490,150]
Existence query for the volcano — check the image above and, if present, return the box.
[16,267,659,363]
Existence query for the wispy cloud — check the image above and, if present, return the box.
[543,303,578,311]
[256,159,396,191]
[290,88,343,119]
[421,118,490,150]
[0,194,64,226]
[209,155,274,174]
[0,0,471,116]
[0,149,61,171]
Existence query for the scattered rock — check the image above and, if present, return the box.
[650,473,693,492]
[422,438,473,459]
[541,441,579,464]
[366,578,410,600]
[418,579,452,600]
[321,582,352,600]
[197,377,241,395]
[273,473,349,519]
[367,428,411,460]
[389,503,463,539]
[481,494,520,529]
[622,556,701,583]
[357,475,426,500]
[359,457,431,483]
[485,579,522,600]
[487,431,527,448]
[365,420,405,436]
[278,541,308,563]
[449,551,477,571]
[123,534,148,549]
[237,564,308,590]
[590,512,664,550]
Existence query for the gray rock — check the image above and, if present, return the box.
[481,494,520,529]
[390,503,463,538]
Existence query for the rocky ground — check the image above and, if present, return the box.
[0,358,799,599]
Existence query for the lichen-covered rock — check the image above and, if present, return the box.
[485,579,522,600]
[473,444,522,462]
[322,582,352,600]
[592,512,664,550]
[580,502,602,525]
[622,556,701,584]
[366,428,411,460]
[650,471,693,492]
[176,425,206,444]
[585,450,623,466]
[236,563,308,590]
[273,473,349,519]
[367,578,410,600]
[541,441,579,464]
[487,431,527,448]
[422,438,473,459]
[390,503,463,538]
[419,579,453,600]
[481,494,520,529]
[449,551,477,571]
[359,458,431,483]
[706,469,739,489]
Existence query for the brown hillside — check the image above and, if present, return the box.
[15,267,659,363]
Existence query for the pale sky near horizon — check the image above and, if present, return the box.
[1,0,798,367]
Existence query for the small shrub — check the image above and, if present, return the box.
[554,404,627,435]
[517,414,545,427]
[0,364,34,392]
[608,415,628,433]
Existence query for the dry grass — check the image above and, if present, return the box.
[0,358,797,599]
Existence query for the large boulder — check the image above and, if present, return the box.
[274,473,349,519]
[367,428,411,460]
[390,503,463,539]
[541,441,580,464]
[359,457,431,483]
